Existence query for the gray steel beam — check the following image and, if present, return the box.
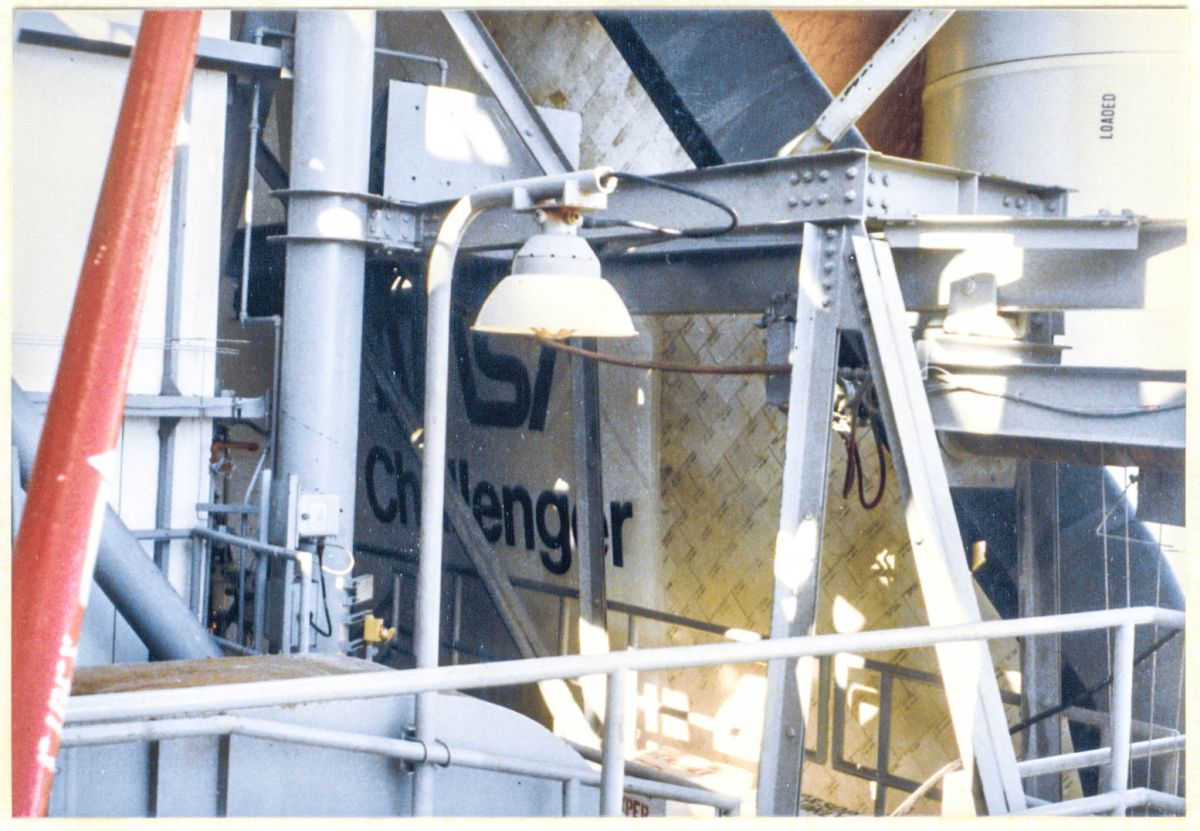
[277,11,376,652]
[431,151,1069,254]
[1017,461,1063,802]
[441,10,572,176]
[572,345,609,636]
[11,381,220,662]
[850,230,1026,813]
[890,220,1184,312]
[756,226,842,815]
[585,216,1180,315]
[596,10,867,166]
[926,364,1185,462]
[15,10,286,78]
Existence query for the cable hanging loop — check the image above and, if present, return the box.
[587,170,740,240]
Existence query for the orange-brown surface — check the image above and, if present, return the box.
[774,10,925,159]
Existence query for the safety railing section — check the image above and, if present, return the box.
[64,605,1184,817]
[60,713,738,816]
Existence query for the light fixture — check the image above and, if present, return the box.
[473,213,636,339]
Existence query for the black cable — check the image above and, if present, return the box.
[839,379,887,510]
[309,544,334,638]
[586,171,739,239]
[1008,626,1182,736]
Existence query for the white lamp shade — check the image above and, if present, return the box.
[472,229,636,338]
[474,272,637,338]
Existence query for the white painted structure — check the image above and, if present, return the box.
[12,10,229,664]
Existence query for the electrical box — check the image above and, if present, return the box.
[297,492,340,538]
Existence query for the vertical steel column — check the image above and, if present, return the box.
[276,10,375,652]
[450,573,464,665]
[1017,460,1062,801]
[756,224,842,816]
[572,344,610,646]
[10,11,201,816]
[849,230,1026,814]
[253,470,271,653]
[1108,622,1135,815]
[600,668,629,816]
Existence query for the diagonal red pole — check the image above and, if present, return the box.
[11,11,202,817]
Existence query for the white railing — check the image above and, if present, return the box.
[63,605,1184,817]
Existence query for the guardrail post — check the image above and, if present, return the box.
[600,668,628,816]
[297,551,313,653]
[562,777,580,816]
[1108,621,1135,815]
[254,470,272,652]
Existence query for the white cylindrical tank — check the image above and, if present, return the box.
[922,10,1188,368]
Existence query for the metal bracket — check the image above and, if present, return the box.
[757,292,798,409]
[943,274,1022,338]
[268,189,421,252]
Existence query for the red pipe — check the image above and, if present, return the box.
[11,11,202,816]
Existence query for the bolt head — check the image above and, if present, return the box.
[823,262,835,274]
[786,727,798,739]
[880,200,888,212]
[844,190,856,203]
[846,166,858,179]
[1002,196,1013,207]
[824,228,837,240]
[866,196,875,207]
[867,172,877,184]
[788,196,799,207]
[1016,197,1027,209]
[818,170,830,182]
[802,195,813,206]
[802,170,814,183]
[881,173,890,186]
[790,172,801,185]
[817,193,829,205]
[824,244,837,255]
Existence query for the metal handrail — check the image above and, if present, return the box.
[65,605,1182,816]
[66,605,1180,719]
[60,714,739,816]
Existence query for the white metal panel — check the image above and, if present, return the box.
[383,80,582,203]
